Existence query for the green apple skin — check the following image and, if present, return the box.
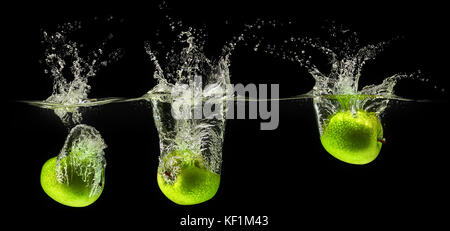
[40,157,103,207]
[157,150,220,205]
[320,110,383,165]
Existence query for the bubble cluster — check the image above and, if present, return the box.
[56,124,107,197]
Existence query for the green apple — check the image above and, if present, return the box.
[41,156,104,207]
[320,110,384,165]
[41,124,106,207]
[157,149,220,205]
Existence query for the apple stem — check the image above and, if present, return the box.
[377,138,386,144]
[164,171,174,180]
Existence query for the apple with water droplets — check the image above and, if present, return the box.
[157,149,220,205]
[320,110,384,164]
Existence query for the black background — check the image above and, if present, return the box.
[4,0,449,229]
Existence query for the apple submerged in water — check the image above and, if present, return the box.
[157,150,220,205]
[40,155,104,207]
[320,110,384,165]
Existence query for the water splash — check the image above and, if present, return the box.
[42,30,92,125]
[145,24,233,181]
[56,124,107,197]
[306,39,411,135]
[253,22,417,135]
[35,23,122,126]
